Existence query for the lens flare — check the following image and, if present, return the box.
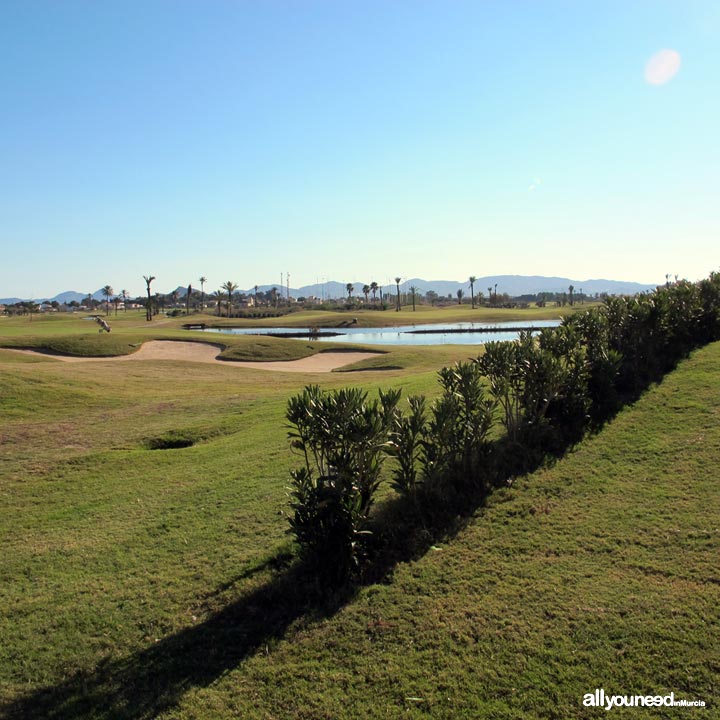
[644,49,681,85]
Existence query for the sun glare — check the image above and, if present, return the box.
[644,49,681,85]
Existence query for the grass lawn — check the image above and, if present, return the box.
[204,303,584,329]
[0,306,568,362]
[0,316,717,718]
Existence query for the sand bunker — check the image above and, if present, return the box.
[6,341,378,373]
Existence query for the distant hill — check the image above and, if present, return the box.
[268,276,657,300]
[2,275,658,306]
[55,291,92,304]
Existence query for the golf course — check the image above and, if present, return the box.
[0,302,717,719]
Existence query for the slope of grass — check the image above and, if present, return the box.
[0,336,717,719]
[194,343,717,720]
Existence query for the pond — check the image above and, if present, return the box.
[196,319,562,346]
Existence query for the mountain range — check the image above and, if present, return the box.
[0,275,658,306]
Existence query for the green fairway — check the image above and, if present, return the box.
[0,305,573,362]
[0,315,717,718]
[204,303,582,329]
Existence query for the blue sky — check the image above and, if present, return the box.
[1,0,718,297]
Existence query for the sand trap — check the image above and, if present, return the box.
[6,341,379,373]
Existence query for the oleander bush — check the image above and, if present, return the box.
[285,272,720,585]
[285,385,399,583]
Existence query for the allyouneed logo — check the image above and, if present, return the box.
[583,689,707,710]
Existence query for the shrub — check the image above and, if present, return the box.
[422,361,495,493]
[386,395,427,498]
[286,385,398,583]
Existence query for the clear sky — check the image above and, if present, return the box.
[1,0,718,297]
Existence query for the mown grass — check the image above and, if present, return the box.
[0,325,717,719]
[0,305,576,360]
[206,303,582,329]
[0,303,585,336]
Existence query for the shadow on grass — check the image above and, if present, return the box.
[3,560,355,720]
[2,428,590,720]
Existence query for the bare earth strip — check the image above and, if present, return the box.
[4,341,378,373]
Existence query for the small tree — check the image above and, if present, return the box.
[395,277,402,312]
[143,275,156,321]
[214,289,224,316]
[409,285,419,311]
[221,281,238,317]
[457,288,465,305]
[102,285,114,316]
[199,276,207,311]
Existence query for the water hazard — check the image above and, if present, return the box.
[196,320,562,346]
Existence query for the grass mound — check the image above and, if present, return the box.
[216,336,319,362]
[0,333,144,357]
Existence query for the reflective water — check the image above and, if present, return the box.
[198,319,562,346]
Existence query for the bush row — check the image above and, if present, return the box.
[285,273,720,583]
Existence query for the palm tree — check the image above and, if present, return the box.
[198,276,207,312]
[221,281,238,317]
[120,289,129,312]
[469,276,477,309]
[214,289,224,316]
[457,288,465,305]
[568,284,575,306]
[102,285,114,316]
[143,275,155,321]
[487,286,493,306]
[394,277,402,312]
[170,290,179,307]
[409,285,419,311]
[346,283,354,301]
[362,284,371,303]
[186,284,192,315]
[370,281,379,303]
[254,285,259,308]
